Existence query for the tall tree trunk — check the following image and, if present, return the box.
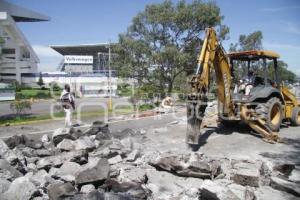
[167,80,173,94]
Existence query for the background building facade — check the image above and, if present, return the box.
[0,0,49,83]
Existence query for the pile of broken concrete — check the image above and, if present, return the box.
[0,121,299,200]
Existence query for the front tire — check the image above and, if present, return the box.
[291,107,300,126]
[256,97,283,131]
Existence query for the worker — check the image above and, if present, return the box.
[161,96,173,109]
[239,70,254,95]
[60,84,75,127]
[243,70,255,84]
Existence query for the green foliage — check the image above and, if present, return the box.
[37,73,45,88]
[117,83,132,96]
[15,89,60,99]
[138,103,155,111]
[50,82,61,91]
[268,60,296,83]
[229,31,263,52]
[10,100,32,116]
[113,0,228,95]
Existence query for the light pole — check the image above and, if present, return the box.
[108,41,112,111]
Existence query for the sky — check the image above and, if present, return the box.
[9,0,300,75]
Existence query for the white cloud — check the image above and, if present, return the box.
[264,42,300,51]
[287,22,300,35]
[260,5,300,12]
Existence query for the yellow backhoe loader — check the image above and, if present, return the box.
[186,28,300,144]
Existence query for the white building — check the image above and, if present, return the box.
[48,43,118,98]
[22,72,118,98]
[0,0,49,83]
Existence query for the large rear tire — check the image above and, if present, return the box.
[291,107,300,126]
[255,97,283,131]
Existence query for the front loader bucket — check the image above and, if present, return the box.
[186,101,207,144]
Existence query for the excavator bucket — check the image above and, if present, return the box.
[186,95,207,144]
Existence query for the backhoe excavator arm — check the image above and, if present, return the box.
[186,28,234,144]
[186,28,280,145]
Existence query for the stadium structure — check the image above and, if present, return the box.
[0,0,118,98]
[0,0,50,83]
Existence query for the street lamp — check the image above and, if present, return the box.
[108,41,112,110]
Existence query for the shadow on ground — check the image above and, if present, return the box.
[260,137,300,165]
[189,122,263,151]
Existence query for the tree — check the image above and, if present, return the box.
[10,100,32,117]
[37,73,44,88]
[268,60,296,83]
[229,31,263,52]
[113,0,228,96]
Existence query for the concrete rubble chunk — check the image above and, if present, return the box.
[288,167,300,183]
[70,129,83,139]
[75,158,109,186]
[126,149,140,162]
[270,176,300,197]
[255,186,299,200]
[80,184,96,193]
[57,139,75,151]
[2,176,37,200]
[41,134,49,143]
[36,150,87,170]
[74,136,96,151]
[273,163,295,177]
[57,137,96,151]
[120,137,133,152]
[231,160,261,187]
[21,147,36,157]
[35,149,52,157]
[4,135,25,149]
[28,169,52,187]
[23,135,43,149]
[104,179,149,199]
[117,166,147,183]
[52,128,75,146]
[0,159,22,180]
[47,182,76,200]
[108,155,123,165]
[200,180,240,200]
[65,191,134,200]
[85,121,110,136]
[149,153,221,179]
[27,163,37,172]
[0,139,18,164]
[114,128,135,139]
[146,168,203,200]
[227,184,256,200]
[0,178,11,193]
[51,161,81,182]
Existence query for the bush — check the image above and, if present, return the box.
[51,82,61,91]
[117,84,132,96]
[15,92,26,100]
[138,103,155,111]
[10,100,32,116]
[36,91,51,99]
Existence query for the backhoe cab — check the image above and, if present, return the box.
[186,28,300,145]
